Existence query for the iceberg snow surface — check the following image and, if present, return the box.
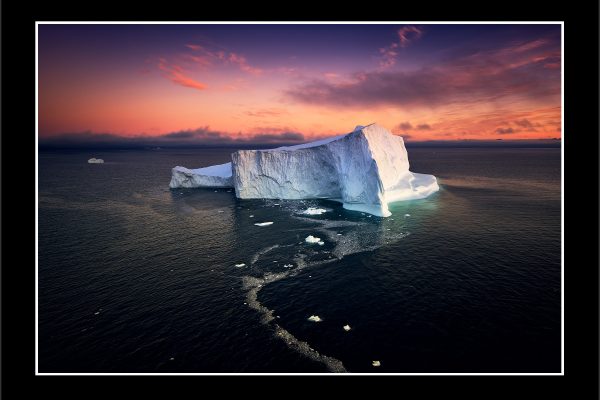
[169,124,439,217]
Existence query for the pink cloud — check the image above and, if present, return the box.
[182,45,262,75]
[184,54,213,68]
[158,59,207,91]
[185,44,203,51]
[228,52,262,75]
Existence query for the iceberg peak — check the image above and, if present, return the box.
[170,124,439,217]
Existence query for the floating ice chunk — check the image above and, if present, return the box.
[169,357,175,361]
[337,233,342,236]
[283,264,293,268]
[343,325,351,331]
[235,263,246,268]
[318,241,325,246]
[218,210,224,213]
[305,235,321,243]
[254,222,273,226]
[303,207,329,215]
[273,203,280,206]
[88,158,104,164]
[308,315,322,322]
[249,215,254,218]
[372,361,381,367]
[404,214,410,217]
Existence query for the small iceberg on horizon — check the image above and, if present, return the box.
[88,158,104,164]
[308,315,322,322]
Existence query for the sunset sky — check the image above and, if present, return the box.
[38,23,561,146]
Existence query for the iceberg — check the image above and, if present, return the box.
[170,124,439,217]
[88,158,104,163]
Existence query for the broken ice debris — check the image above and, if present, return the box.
[303,207,328,215]
[305,235,321,243]
[254,222,273,226]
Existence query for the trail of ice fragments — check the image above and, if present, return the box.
[241,209,409,373]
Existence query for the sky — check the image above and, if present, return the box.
[38,23,562,146]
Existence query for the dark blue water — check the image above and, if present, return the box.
[38,147,561,372]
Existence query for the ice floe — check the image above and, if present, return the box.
[254,222,274,226]
[302,207,329,215]
[305,235,321,243]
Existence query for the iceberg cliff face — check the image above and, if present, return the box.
[170,162,233,188]
[170,124,439,216]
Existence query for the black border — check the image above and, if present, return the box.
[2,1,598,397]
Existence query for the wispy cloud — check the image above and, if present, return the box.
[158,59,207,91]
[398,26,423,47]
[394,121,432,134]
[397,122,413,130]
[185,43,262,75]
[185,44,202,51]
[245,108,288,118]
[514,119,535,128]
[495,127,518,134]
[228,52,262,75]
[379,26,423,68]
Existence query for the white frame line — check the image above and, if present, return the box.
[35,20,564,376]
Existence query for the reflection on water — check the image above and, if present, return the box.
[38,148,560,372]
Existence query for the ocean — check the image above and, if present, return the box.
[38,147,561,373]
